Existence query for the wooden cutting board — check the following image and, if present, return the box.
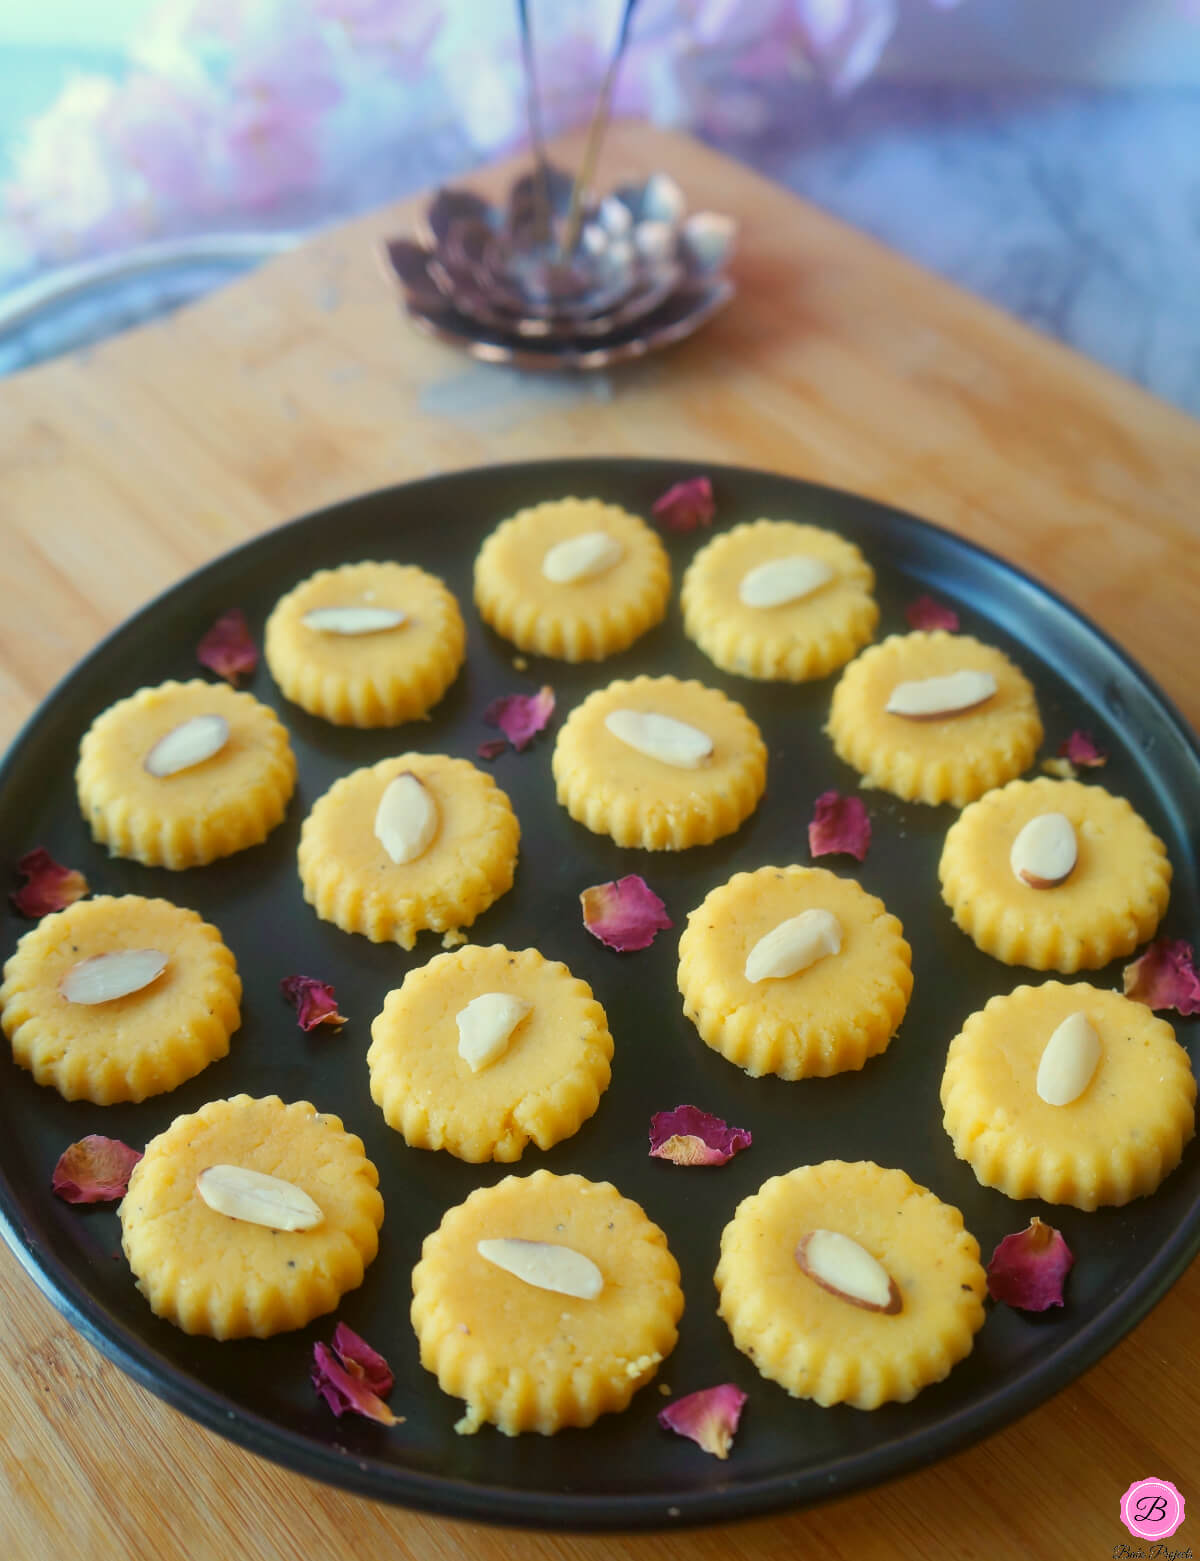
[0,124,1197,1561]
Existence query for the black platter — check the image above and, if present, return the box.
[0,459,1196,1530]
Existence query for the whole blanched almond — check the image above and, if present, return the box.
[1036,1011,1101,1106]
[456,992,532,1073]
[1010,812,1077,889]
[144,714,230,777]
[301,605,407,635]
[476,1238,604,1299]
[885,669,997,720]
[196,1165,323,1231]
[59,949,168,1005]
[374,771,438,864]
[604,709,714,768]
[795,1229,901,1314]
[744,909,842,983]
[542,531,624,584]
[738,555,834,609]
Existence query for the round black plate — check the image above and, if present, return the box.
[1,460,1196,1531]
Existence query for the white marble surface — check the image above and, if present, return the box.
[1,78,1198,416]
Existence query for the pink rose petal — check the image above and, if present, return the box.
[1058,729,1107,768]
[483,685,555,752]
[651,476,715,534]
[658,1384,747,1459]
[905,594,959,632]
[986,1218,1074,1311]
[476,738,507,761]
[11,848,89,919]
[312,1340,398,1427]
[808,790,871,861]
[280,975,347,1031]
[649,1105,751,1166]
[331,1322,394,1396]
[1122,939,1200,1016]
[196,608,257,686]
[51,1135,142,1203]
[580,875,672,952]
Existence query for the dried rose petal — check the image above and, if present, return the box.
[1058,729,1107,768]
[483,685,555,752]
[986,1217,1074,1311]
[905,594,960,632]
[280,975,347,1032]
[580,874,672,952]
[658,1384,747,1459]
[476,738,507,761]
[196,608,257,685]
[312,1340,398,1427]
[649,1105,751,1167]
[651,476,715,534]
[1122,939,1200,1016]
[11,848,89,919]
[808,791,871,862]
[51,1135,142,1204]
[332,1322,394,1396]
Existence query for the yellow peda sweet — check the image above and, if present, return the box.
[368,945,613,1162]
[938,776,1171,971]
[681,519,878,681]
[76,680,296,869]
[410,1169,683,1435]
[827,631,1042,806]
[298,753,519,949]
[715,1161,986,1409]
[551,674,767,850]
[941,981,1195,1209]
[0,895,240,1104]
[264,560,466,726]
[677,866,912,1079]
[120,1095,383,1338]
[473,497,671,662]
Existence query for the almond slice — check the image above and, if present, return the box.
[885,669,997,720]
[795,1230,901,1314]
[1010,812,1077,889]
[456,992,532,1073]
[476,1238,603,1299]
[744,909,842,983]
[301,605,407,635]
[374,771,439,864]
[738,555,834,609]
[604,709,714,769]
[143,714,230,777]
[541,531,624,584]
[1036,1011,1101,1105]
[196,1165,323,1231]
[59,949,168,1005]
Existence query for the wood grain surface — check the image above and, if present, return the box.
[0,125,1197,1561]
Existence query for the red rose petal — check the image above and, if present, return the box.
[312,1341,398,1427]
[986,1217,1074,1311]
[476,738,508,761]
[483,685,555,752]
[808,791,871,862]
[651,476,715,534]
[1122,939,1200,1016]
[11,848,89,919]
[649,1105,751,1166]
[658,1384,747,1459]
[580,875,672,952]
[332,1322,394,1396]
[1058,729,1107,768]
[196,608,257,686]
[905,594,960,632]
[51,1135,142,1203]
[280,975,347,1031]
